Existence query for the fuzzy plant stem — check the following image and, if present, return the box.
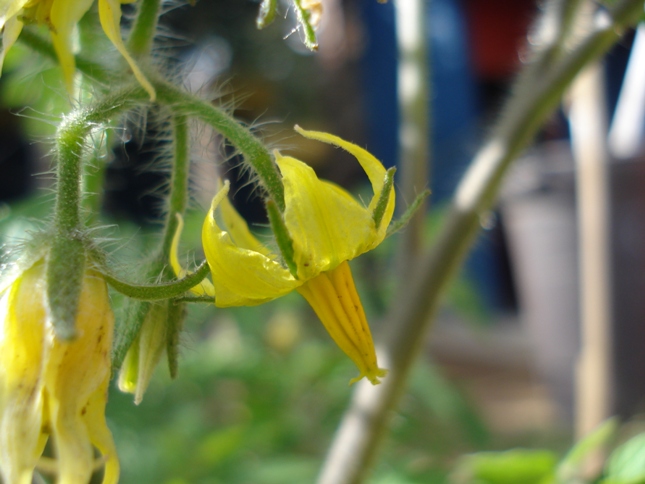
[46,87,146,340]
[317,1,645,482]
[152,79,286,211]
[15,32,285,211]
[161,115,191,258]
[127,0,162,58]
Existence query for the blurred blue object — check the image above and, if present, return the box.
[361,0,478,201]
[361,0,511,313]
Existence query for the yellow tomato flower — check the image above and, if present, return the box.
[0,0,155,99]
[173,126,395,385]
[0,261,119,484]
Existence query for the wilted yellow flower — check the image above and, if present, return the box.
[0,0,155,99]
[0,261,118,484]
[173,126,395,385]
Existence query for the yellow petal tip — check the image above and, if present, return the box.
[349,367,388,386]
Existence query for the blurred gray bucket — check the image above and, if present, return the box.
[501,141,645,424]
[501,142,579,423]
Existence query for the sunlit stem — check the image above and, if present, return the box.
[127,0,163,58]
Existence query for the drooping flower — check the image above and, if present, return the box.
[0,260,119,484]
[0,0,155,99]
[173,126,395,385]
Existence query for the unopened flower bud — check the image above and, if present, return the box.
[118,302,168,405]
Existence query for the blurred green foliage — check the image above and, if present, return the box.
[106,299,488,483]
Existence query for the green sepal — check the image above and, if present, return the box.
[112,299,151,373]
[256,0,278,29]
[266,199,299,278]
[372,167,396,229]
[386,189,431,238]
[292,0,318,51]
[166,299,186,379]
[46,236,85,340]
[173,295,215,304]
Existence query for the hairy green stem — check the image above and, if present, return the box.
[83,133,110,225]
[127,0,162,58]
[103,260,211,300]
[318,1,645,482]
[161,115,191,257]
[17,32,284,211]
[46,86,149,339]
[55,124,85,234]
[53,85,147,231]
[152,79,285,211]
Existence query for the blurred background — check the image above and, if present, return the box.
[1,0,645,482]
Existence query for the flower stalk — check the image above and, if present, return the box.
[127,0,163,58]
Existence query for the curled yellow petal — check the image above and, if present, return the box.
[0,0,28,29]
[98,0,155,100]
[202,180,299,306]
[293,125,395,245]
[49,0,95,90]
[171,213,215,297]
[44,271,116,483]
[277,152,374,280]
[219,184,273,257]
[297,260,387,385]
[0,265,119,483]
[0,262,47,484]
[0,16,23,73]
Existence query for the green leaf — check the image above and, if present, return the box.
[112,299,151,373]
[601,433,645,484]
[557,418,618,481]
[452,449,557,484]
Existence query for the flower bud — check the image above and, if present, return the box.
[118,302,169,405]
